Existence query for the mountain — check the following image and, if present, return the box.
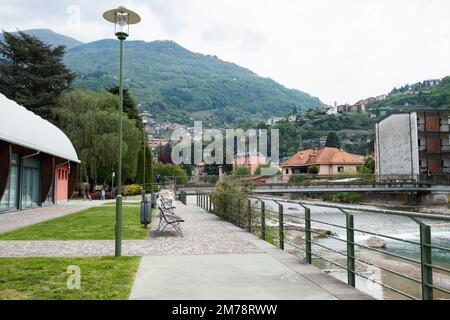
[63,39,323,125]
[0,29,83,50]
[3,29,323,126]
[369,76,450,115]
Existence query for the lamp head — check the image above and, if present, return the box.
[103,6,141,40]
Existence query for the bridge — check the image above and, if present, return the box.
[177,182,450,195]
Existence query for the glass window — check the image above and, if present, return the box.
[0,154,19,211]
[21,157,41,209]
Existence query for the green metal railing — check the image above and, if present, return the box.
[194,192,450,300]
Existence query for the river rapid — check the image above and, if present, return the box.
[260,197,450,300]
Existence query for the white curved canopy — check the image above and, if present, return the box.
[0,93,80,163]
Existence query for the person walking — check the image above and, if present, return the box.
[85,182,92,201]
[101,188,106,201]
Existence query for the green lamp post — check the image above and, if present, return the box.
[142,118,148,201]
[103,6,141,257]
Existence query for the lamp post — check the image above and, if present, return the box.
[103,6,141,257]
[142,119,148,201]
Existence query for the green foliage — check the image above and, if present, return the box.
[254,164,271,176]
[153,163,188,184]
[53,89,142,184]
[358,156,375,174]
[233,166,251,177]
[136,146,154,191]
[106,87,142,127]
[210,176,253,219]
[370,76,450,112]
[325,132,342,148]
[0,257,140,300]
[64,39,323,125]
[307,165,320,174]
[122,184,142,197]
[0,31,75,120]
[322,193,363,204]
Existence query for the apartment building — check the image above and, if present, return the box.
[375,110,450,180]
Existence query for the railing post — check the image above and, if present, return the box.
[228,194,232,222]
[343,209,356,288]
[209,194,212,213]
[237,197,241,228]
[276,201,284,250]
[260,200,266,241]
[420,223,434,300]
[303,206,312,264]
[196,192,199,206]
[247,199,252,233]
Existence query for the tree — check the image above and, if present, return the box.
[107,87,142,127]
[325,132,341,148]
[0,31,74,120]
[53,89,142,184]
[137,145,154,191]
[233,166,250,177]
[254,164,271,176]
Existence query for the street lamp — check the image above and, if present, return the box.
[103,6,141,257]
[142,118,148,201]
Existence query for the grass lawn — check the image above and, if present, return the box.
[0,257,140,300]
[0,206,155,240]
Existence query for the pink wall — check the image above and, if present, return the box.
[55,164,68,202]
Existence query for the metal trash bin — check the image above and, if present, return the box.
[140,199,151,228]
[151,192,157,209]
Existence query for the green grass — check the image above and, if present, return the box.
[0,257,140,300]
[0,206,155,240]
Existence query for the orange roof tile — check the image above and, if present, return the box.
[281,147,364,167]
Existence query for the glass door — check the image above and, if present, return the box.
[21,157,41,209]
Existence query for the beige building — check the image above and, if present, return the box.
[233,152,267,175]
[281,147,364,182]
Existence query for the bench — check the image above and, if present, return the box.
[157,206,184,237]
[160,195,176,213]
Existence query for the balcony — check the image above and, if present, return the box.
[441,145,450,152]
[417,123,425,132]
[443,166,450,174]
[418,145,426,152]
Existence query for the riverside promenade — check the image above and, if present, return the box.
[0,193,372,300]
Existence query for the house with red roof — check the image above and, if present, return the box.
[281,147,364,182]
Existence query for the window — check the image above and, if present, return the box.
[286,169,289,174]
[338,166,344,173]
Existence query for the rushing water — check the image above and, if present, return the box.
[260,198,450,300]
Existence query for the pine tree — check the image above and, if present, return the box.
[0,31,75,120]
[325,132,341,148]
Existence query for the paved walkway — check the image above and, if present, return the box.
[0,192,373,300]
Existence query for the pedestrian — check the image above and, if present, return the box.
[156,174,161,184]
[427,169,432,183]
[85,182,92,201]
[101,188,106,201]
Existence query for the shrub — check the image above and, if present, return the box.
[323,192,363,204]
[123,184,142,196]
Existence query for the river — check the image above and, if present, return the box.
[259,197,450,300]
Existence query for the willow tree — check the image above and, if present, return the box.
[53,89,142,185]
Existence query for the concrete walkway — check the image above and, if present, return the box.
[129,195,373,300]
[0,192,373,300]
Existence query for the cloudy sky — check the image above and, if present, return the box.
[1,0,450,105]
